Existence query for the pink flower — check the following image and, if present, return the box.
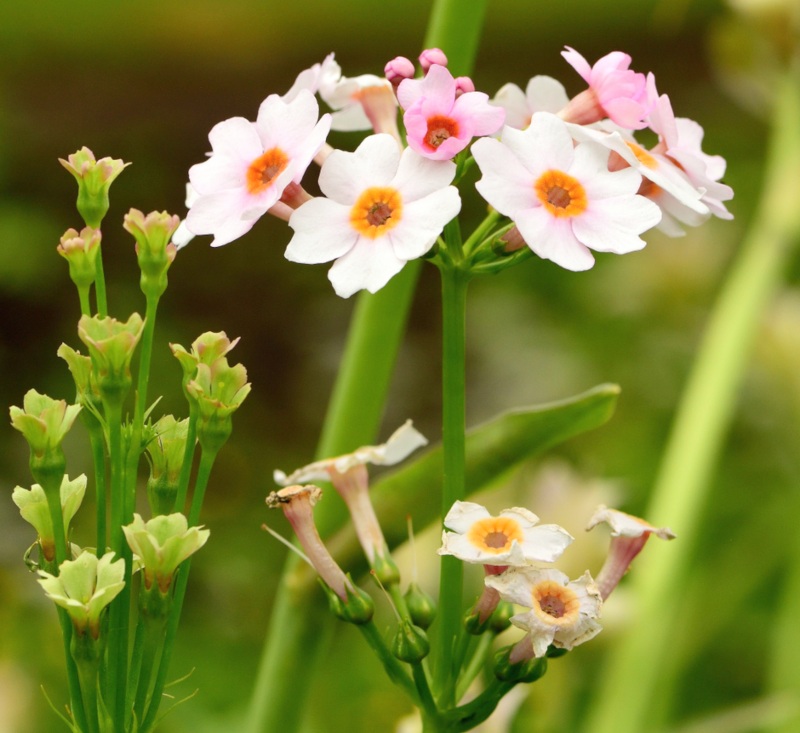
[560,47,653,130]
[398,65,505,161]
[186,90,331,247]
[472,113,662,271]
[285,133,461,297]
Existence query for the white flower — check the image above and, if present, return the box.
[171,184,200,249]
[185,90,331,247]
[285,134,461,297]
[491,76,570,130]
[438,501,573,566]
[472,112,662,271]
[274,419,427,485]
[487,567,603,657]
[282,53,341,104]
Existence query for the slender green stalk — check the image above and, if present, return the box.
[132,612,168,724]
[95,251,108,318]
[435,264,470,706]
[73,638,101,733]
[413,662,440,726]
[245,2,490,728]
[78,285,92,318]
[139,446,218,733]
[89,424,107,558]
[582,66,800,733]
[134,296,159,429]
[357,621,419,703]
[456,633,494,701]
[172,409,197,514]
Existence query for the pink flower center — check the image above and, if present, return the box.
[534,170,588,218]
[246,148,289,194]
[532,580,580,625]
[425,115,459,150]
[350,187,403,239]
[466,516,524,554]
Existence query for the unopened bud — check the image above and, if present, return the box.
[392,620,430,663]
[404,582,436,630]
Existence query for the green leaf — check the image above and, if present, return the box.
[322,383,620,579]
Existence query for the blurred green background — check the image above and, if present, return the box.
[0,1,793,732]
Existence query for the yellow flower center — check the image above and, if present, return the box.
[534,170,588,218]
[625,141,658,169]
[425,115,459,150]
[246,148,290,194]
[532,580,580,626]
[466,516,524,554]
[350,187,403,239]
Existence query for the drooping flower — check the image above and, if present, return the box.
[438,501,573,566]
[487,567,603,658]
[285,133,461,297]
[559,47,654,130]
[398,64,505,160]
[491,76,570,130]
[185,90,331,247]
[472,112,662,271]
[586,505,675,600]
[37,551,125,638]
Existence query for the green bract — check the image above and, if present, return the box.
[37,551,125,638]
[59,146,129,228]
[9,389,82,459]
[12,474,87,562]
[170,331,241,393]
[57,343,100,409]
[122,513,209,592]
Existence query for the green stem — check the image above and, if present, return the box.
[78,285,92,318]
[435,264,470,706]
[172,409,197,514]
[357,621,419,704]
[412,662,440,725]
[95,249,108,318]
[582,65,800,733]
[89,424,108,557]
[139,447,218,733]
[73,636,101,733]
[456,633,494,702]
[57,607,89,733]
[132,613,168,724]
[134,296,159,429]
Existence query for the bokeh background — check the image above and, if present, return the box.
[0,1,794,732]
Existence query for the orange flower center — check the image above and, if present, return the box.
[350,187,403,239]
[466,516,524,554]
[534,170,588,218]
[532,580,579,625]
[425,115,459,150]
[626,141,658,169]
[246,148,290,194]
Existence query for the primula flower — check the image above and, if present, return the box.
[491,76,570,130]
[37,551,125,638]
[472,112,662,271]
[185,90,331,247]
[487,567,603,658]
[586,505,675,600]
[398,64,505,160]
[559,47,654,130]
[285,133,461,297]
[438,501,573,566]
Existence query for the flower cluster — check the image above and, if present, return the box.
[177,47,731,291]
[440,501,674,660]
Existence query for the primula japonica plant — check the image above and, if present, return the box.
[10,149,250,733]
[173,45,722,732]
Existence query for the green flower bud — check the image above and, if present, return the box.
[392,620,430,663]
[123,209,179,300]
[170,331,241,394]
[489,600,514,634]
[145,415,191,515]
[57,226,101,289]
[322,580,375,625]
[12,474,87,563]
[493,645,548,684]
[78,313,144,406]
[123,512,208,594]
[404,582,437,630]
[37,551,125,638]
[59,147,129,228]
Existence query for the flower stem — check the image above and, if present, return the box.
[582,64,800,733]
[78,285,92,318]
[435,264,470,707]
[94,249,108,318]
[88,423,107,558]
[173,408,197,514]
[357,621,419,704]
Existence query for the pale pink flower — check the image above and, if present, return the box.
[282,53,341,104]
[648,92,734,221]
[472,112,662,271]
[560,47,653,130]
[487,567,603,658]
[285,133,461,297]
[398,64,505,160]
[185,90,331,247]
[586,505,675,600]
[491,76,570,130]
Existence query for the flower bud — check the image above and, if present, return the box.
[323,580,375,625]
[493,645,547,684]
[404,582,436,630]
[385,56,415,87]
[419,48,448,72]
[145,415,190,515]
[59,147,129,228]
[57,227,101,289]
[392,620,430,663]
[123,209,180,300]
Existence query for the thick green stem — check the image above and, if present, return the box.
[582,66,800,733]
[435,265,469,706]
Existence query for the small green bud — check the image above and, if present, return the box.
[170,331,241,394]
[371,553,400,586]
[59,147,129,229]
[489,600,514,634]
[546,646,569,659]
[493,646,548,684]
[404,582,437,630]
[57,226,101,289]
[123,208,180,300]
[322,579,375,625]
[392,620,430,663]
